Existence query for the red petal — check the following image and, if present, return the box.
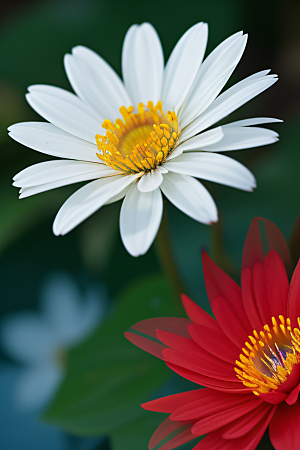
[288,259,300,327]
[221,402,274,439]
[191,398,262,435]
[241,267,264,331]
[124,331,165,359]
[166,362,250,393]
[269,400,300,450]
[194,407,275,450]
[159,428,197,450]
[131,317,191,339]
[286,382,300,405]
[202,252,251,347]
[251,261,269,325]
[246,252,289,329]
[242,217,292,274]
[170,390,253,421]
[142,389,207,413]
[263,250,289,319]
[181,294,220,332]
[125,317,192,360]
[259,391,287,404]
[277,363,300,394]
[149,417,194,450]
[188,323,239,364]
[157,330,234,371]
[162,348,237,382]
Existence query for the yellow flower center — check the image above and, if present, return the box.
[235,316,300,395]
[95,101,179,174]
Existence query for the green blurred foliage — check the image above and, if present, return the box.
[1,0,299,449]
[43,274,182,445]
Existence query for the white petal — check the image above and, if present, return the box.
[137,170,163,192]
[105,184,131,205]
[64,46,131,121]
[13,160,116,188]
[53,174,137,235]
[122,23,164,108]
[162,22,208,113]
[28,84,103,121]
[41,274,101,346]
[181,71,278,141]
[120,184,163,256]
[8,122,99,162]
[200,126,279,152]
[26,86,102,143]
[161,172,218,224]
[179,32,247,127]
[164,152,256,191]
[15,365,63,411]
[158,166,168,174]
[1,314,55,363]
[16,165,118,199]
[177,127,223,151]
[224,117,283,127]
[165,146,183,161]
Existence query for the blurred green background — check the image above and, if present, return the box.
[1,0,299,449]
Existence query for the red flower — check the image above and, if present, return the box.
[125,217,300,450]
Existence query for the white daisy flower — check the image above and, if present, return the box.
[1,274,105,411]
[9,22,280,256]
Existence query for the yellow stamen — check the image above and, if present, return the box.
[95,101,179,174]
[235,316,300,395]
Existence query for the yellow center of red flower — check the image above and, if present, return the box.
[95,101,179,174]
[235,316,300,395]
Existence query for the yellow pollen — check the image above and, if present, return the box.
[235,317,300,395]
[95,101,179,174]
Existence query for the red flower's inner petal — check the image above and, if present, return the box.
[235,315,300,395]
[269,399,300,450]
[242,217,292,274]
[288,259,300,327]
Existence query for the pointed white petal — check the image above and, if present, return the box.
[53,174,137,236]
[181,71,278,141]
[16,365,63,411]
[224,117,283,127]
[122,23,164,108]
[8,122,99,162]
[161,172,218,223]
[1,314,55,363]
[120,184,163,256]
[158,166,168,174]
[28,84,103,121]
[105,184,131,205]
[138,169,163,192]
[64,46,131,121]
[162,22,208,113]
[14,161,118,198]
[26,86,102,143]
[13,160,116,187]
[179,32,247,127]
[165,146,183,161]
[201,126,279,152]
[177,127,223,151]
[164,152,256,191]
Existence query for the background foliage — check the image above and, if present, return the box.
[1,1,299,449]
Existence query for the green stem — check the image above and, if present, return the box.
[155,204,186,311]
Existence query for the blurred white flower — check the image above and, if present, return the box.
[1,274,105,411]
[9,22,281,256]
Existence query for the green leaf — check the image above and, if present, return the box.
[43,274,183,435]
[111,411,165,450]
